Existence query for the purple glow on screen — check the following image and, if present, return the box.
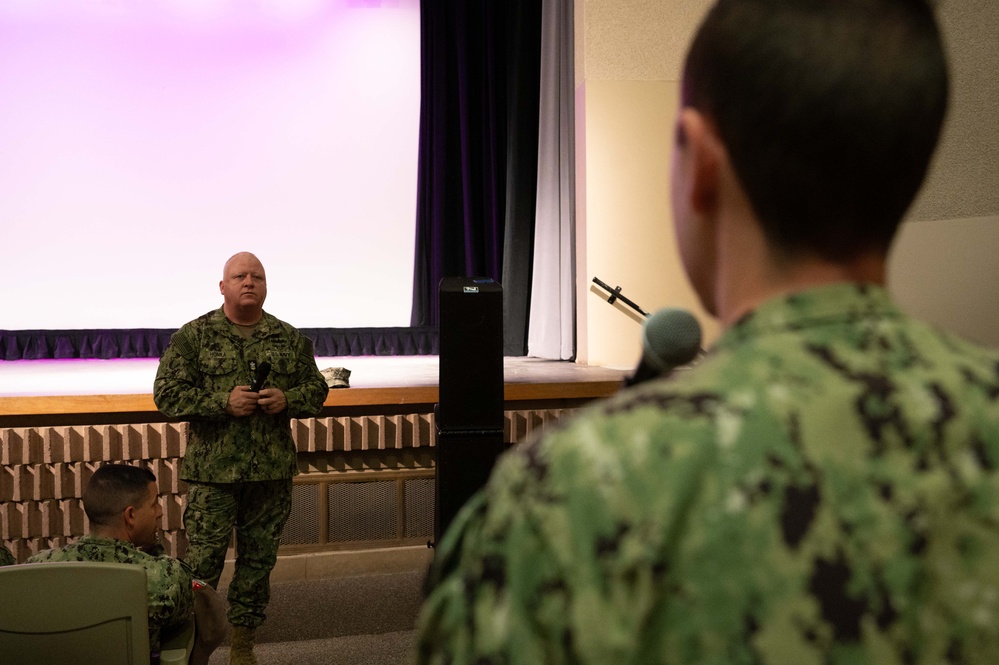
[0,0,420,329]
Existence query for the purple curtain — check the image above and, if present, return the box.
[0,328,438,360]
[410,0,542,356]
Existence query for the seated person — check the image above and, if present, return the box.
[27,463,216,660]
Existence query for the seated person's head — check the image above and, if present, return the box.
[679,0,948,262]
[83,464,162,548]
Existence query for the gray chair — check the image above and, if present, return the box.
[0,560,193,665]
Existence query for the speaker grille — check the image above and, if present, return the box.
[404,477,435,539]
[328,480,398,542]
[280,484,321,546]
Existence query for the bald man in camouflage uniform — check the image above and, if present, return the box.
[416,1,999,664]
[27,464,195,654]
[154,251,328,665]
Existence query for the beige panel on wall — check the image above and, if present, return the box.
[909,0,999,221]
[888,215,999,348]
[576,78,718,369]
[573,0,996,368]
[579,0,710,81]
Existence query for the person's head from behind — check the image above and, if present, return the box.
[83,463,162,548]
[672,0,948,313]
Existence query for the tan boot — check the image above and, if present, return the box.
[229,625,258,665]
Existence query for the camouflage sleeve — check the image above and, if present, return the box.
[416,407,717,665]
[153,325,230,420]
[415,445,596,665]
[145,555,195,632]
[0,545,15,566]
[281,334,329,419]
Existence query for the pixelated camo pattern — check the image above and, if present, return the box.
[417,283,999,665]
[27,535,194,645]
[153,308,329,483]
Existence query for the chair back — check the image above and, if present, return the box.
[0,561,150,665]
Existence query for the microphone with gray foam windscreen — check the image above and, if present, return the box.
[624,308,703,387]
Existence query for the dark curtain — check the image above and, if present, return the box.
[410,0,543,357]
[0,328,438,360]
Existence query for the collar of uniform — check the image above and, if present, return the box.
[209,307,275,339]
[714,282,900,351]
[76,533,142,552]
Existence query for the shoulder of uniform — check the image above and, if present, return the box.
[261,312,312,343]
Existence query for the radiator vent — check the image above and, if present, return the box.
[329,480,397,542]
[404,478,435,539]
[280,484,321,546]
[279,474,435,550]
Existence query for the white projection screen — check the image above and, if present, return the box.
[0,0,421,330]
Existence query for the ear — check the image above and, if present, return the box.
[219,280,225,294]
[122,505,137,530]
[677,108,722,217]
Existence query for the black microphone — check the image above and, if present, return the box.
[249,361,271,392]
[624,308,702,387]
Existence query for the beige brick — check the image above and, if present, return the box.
[4,429,29,465]
[33,464,56,501]
[107,425,126,460]
[140,423,160,459]
[85,426,105,461]
[66,426,85,464]
[24,429,44,465]
[124,424,144,460]
[12,465,33,502]
[163,422,187,458]
[37,499,67,538]
[161,458,182,494]
[65,498,87,535]
[52,462,83,499]
[330,418,347,452]
[0,464,13,503]
[41,427,66,464]
[1,502,23,539]
[147,458,166,490]
[0,430,17,465]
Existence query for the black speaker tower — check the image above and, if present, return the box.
[434,276,506,545]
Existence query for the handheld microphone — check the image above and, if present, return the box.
[249,361,271,392]
[624,308,702,387]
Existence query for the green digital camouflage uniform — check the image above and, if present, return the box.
[0,545,14,566]
[153,308,328,627]
[27,535,194,647]
[417,283,999,665]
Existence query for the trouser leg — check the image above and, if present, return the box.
[183,481,237,590]
[227,479,292,628]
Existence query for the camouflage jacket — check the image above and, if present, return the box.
[417,283,999,665]
[27,535,194,645]
[0,545,14,566]
[153,308,329,483]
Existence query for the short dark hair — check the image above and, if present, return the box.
[83,463,157,527]
[682,0,948,260]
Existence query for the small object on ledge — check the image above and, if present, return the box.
[320,367,351,389]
